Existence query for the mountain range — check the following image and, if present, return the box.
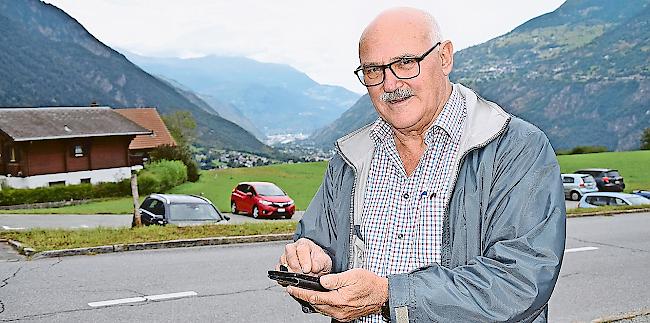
[0,0,274,156]
[311,0,650,151]
[124,53,361,137]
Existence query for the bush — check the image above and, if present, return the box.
[150,144,200,182]
[0,180,131,206]
[556,145,609,155]
[137,159,187,195]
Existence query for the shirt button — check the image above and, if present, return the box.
[402,193,409,199]
[398,233,404,239]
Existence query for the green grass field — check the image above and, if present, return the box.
[2,150,648,215]
[0,161,328,214]
[557,150,650,191]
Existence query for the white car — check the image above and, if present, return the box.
[561,174,598,201]
[578,192,650,208]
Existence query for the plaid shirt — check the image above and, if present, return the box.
[359,87,466,323]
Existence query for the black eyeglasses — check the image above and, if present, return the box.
[354,42,441,87]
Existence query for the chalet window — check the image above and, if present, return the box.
[80,178,91,184]
[9,147,16,162]
[73,144,85,157]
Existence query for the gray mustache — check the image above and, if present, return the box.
[380,88,414,102]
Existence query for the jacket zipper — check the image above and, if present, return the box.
[442,117,511,265]
[335,142,359,270]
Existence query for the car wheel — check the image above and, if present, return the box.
[252,206,260,219]
[231,201,238,215]
[570,191,581,201]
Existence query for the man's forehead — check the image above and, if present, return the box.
[359,35,428,64]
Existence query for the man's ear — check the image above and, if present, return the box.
[440,41,454,76]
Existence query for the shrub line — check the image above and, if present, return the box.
[20,233,294,260]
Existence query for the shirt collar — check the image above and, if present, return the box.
[370,85,466,147]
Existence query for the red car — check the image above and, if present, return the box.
[230,182,295,219]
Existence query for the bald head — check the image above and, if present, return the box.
[359,7,443,51]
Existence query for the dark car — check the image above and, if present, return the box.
[574,168,625,192]
[139,194,229,226]
[230,182,295,219]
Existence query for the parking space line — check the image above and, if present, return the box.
[88,291,197,308]
[564,246,599,253]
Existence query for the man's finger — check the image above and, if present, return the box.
[284,243,302,272]
[311,251,331,275]
[287,286,320,304]
[295,240,313,273]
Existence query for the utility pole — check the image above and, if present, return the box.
[131,171,142,227]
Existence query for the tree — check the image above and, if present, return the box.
[162,110,196,147]
[641,128,650,150]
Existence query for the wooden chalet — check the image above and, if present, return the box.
[0,107,151,189]
[115,108,176,165]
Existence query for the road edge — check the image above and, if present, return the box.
[8,234,294,260]
[566,207,650,218]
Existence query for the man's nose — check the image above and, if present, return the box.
[382,68,401,92]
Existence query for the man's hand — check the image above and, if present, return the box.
[277,238,332,275]
[287,268,389,322]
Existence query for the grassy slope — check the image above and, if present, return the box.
[2,151,647,215]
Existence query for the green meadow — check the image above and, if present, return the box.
[2,150,648,215]
[557,150,650,191]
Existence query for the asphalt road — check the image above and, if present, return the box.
[1,212,648,322]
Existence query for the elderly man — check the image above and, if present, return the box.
[278,7,565,323]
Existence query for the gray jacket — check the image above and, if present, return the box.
[295,84,566,322]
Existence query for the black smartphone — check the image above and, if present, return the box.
[267,270,328,292]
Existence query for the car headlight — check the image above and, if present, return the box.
[260,200,272,206]
[288,199,294,205]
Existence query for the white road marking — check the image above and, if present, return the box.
[88,297,146,307]
[88,291,197,308]
[145,291,197,301]
[2,225,25,230]
[564,246,599,253]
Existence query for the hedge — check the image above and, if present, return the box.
[0,180,131,206]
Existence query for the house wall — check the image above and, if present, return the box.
[90,137,130,170]
[25,141,66,175]
[0,167,132,189]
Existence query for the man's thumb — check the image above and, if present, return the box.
[319,272,346,290]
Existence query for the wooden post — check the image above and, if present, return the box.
[131,171,142,227]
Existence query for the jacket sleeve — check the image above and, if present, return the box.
[294,156,352,273]
[387,128,566,322]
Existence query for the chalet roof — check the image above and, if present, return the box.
[0,107,151,142]
[115,108,177,150]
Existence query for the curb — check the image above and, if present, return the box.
[592,308,650,322]
[566,207,650,218]
[18,234,294,260]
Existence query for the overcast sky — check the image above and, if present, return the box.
[46,0,565,93]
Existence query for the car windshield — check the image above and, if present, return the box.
[581,176,595,183]
[606,171,620,177]
[255,184,286,196]
[627,196,650,205]
[169,203,222,221]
